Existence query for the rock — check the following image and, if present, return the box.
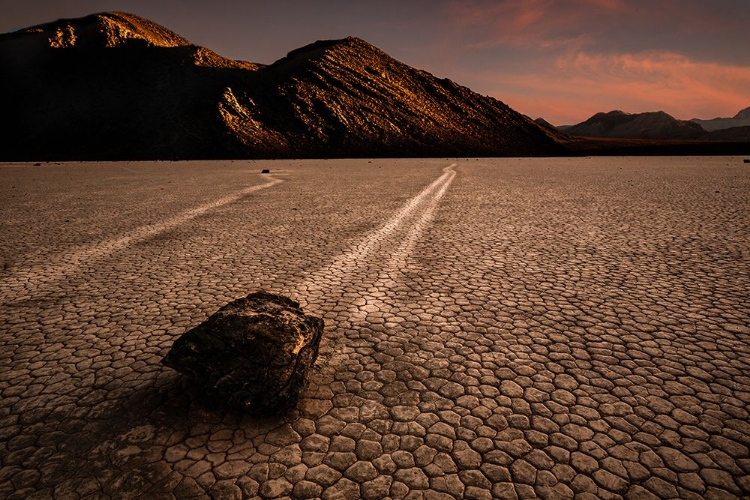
[261,169,270,173]
[161,291,324,414]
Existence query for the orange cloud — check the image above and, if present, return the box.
[474,50,750,124]
[560,51,750,115]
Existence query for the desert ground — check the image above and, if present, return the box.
[1,157,749,499]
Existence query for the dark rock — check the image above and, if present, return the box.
[161,291,324,415]
[261,169,270,173]
[744,159,749,163]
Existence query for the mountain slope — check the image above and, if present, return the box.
[0,13,563,160]
[564,110,705,140]
[534,117,569,142]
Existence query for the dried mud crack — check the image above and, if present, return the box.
[1,158,749,500]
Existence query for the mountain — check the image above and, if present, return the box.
[701,126,750,142]
[690,107,750,132]
[563,110,705,140]
[0,12,563,160]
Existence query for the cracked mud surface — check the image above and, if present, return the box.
[1,157,749,499]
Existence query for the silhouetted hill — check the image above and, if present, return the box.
[0,12,563,160]
[701,126,750,142]
[564,110,705,140]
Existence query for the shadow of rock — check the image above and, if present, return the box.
[35,368,297,497]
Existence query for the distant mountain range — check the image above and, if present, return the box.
[0,12,564,161]
[691,107,750,132]
[558,109,750,142]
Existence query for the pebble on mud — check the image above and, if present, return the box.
[161,291,324,415]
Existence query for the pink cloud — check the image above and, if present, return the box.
[445,0,749,57]
[447,0,625,49]
[428,1,749,124]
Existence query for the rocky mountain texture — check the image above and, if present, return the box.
[691,106,750,132]
[0,12,564,160]
[563,110,706,140]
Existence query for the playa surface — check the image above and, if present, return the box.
[1,157,749,499]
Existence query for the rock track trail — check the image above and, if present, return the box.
[294,163,456,335]
[1,158,749,500]
[0,174,284,301]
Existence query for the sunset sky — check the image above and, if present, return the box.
[2,0,748,125]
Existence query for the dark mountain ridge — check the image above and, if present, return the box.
[0,12,564,160]
[701,126,750,143]
[561,109,750,146]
